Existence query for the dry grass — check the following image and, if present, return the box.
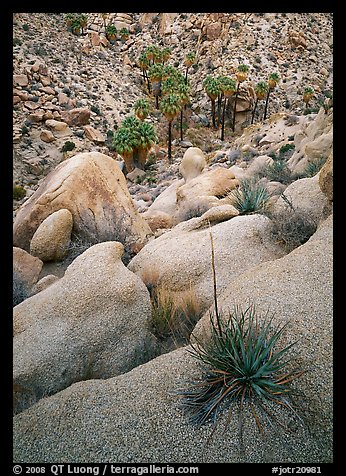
[151,284,202,346]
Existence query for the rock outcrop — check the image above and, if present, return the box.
[13,241,157,414]
[129,213,285,312]
[13,151,152,254]
[13,211,333,463]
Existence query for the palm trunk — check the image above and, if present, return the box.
[180,109,184,141]
[263,89,271,121]
[251,98,259,124]
[232,83,240,132]
[220,97,227,141]
[185,67,189,84]
[168,120,172,163]
[211,100,216,128]
[217,94,223,128]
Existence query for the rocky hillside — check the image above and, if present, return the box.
[13,13,333,212]
[13,13,333,464]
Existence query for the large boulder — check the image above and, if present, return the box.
[269,173,329,225]
[179,147,206,182]
[13,247,43,305]
[29,208,73,261]
[319,153,333,201]
[129,212,285,312]
[13,151,152,254]
[288,108,333,175]
[13,241,157,414]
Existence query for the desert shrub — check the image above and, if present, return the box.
[64,233,101,265]
[13,185,26,200]
[265,159,293,184]
[279,143,295,155]
[175,303,304,433]
[228,178,270,214]
[13,273,29,307]
[265,194,318,252]
[61,141,76,153]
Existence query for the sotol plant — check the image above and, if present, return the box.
[228,178,271,214]
[175,228,305,436]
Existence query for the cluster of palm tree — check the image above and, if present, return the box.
[203,66,282,139]
[136,46,195,162]
[64,13,88,35]
[203,63,250,138]
[112,115,157,173]
[160,72,191,161]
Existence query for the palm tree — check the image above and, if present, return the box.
[251,80,268,124]
[134,98,150,121]
[119,27,129,42]
[138,53,151,94]
[101,13,108,30]
[263,72,280,120]
[161,47,172,64]
[160,93,182,163]
[177,81,191,141]
[148,63,163,109]
[113,127,136,172]
[303,86,314,108]
[105,24,117,42]
[203,76,220,129]
[232,64,249,132]
[113,116,157,171]
[79,14,88,35]
[136,121,157,169]
[218,76,237,140]
[184,52,196,84]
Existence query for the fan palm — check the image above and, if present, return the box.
[138,53,151,94]
[160,94,182,162]
[303,86,314,107]
[148,63,163,108]
[203,76,220,129]
[184,52,196,84]
[251,81,269,124]
[218,76,237,140]
[134,98,150,121]
[232,64,249,132]
[263,73,280,120]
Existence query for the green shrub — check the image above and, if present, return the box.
[61,141,76,153]
[13,185,26,200]
[265,194,318,252]
[279,143,295,156]
[228,178,270,214]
